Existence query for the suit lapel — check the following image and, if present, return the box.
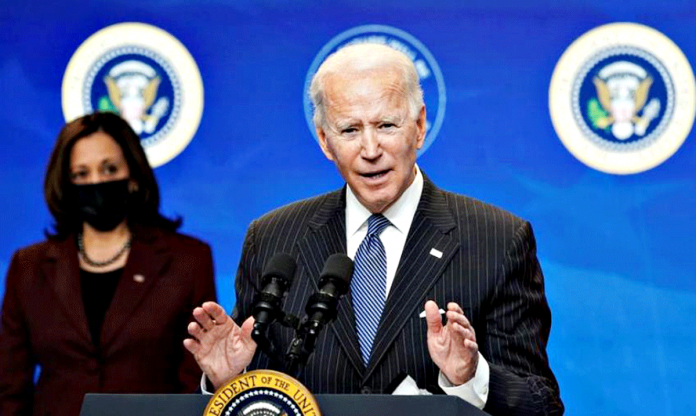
[101,226,172,347]
[364,177,460,381]
[43,237,93,346]
[296,189,365,377]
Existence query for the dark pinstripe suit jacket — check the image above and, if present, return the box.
[232,177,563,415]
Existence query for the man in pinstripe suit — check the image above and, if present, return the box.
[185,43,563,415]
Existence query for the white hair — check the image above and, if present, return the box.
[309,43,424,129]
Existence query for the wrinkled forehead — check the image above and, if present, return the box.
[323,67,409,110]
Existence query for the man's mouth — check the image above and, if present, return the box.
[360,169,391,179]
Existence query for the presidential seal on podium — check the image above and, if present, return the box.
[204,370,321,416]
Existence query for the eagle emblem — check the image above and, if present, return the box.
[238,402,288,416]
[99,60,170,135]
[587,61,661,140]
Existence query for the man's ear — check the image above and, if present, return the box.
[415,106,427,150]
[316,125,335,161]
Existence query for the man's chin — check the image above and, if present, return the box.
[357,193,397,214]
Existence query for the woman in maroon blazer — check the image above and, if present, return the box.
[0,112,217,416]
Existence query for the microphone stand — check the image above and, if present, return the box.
[251,324,284,369]
[285,292,337,378]
[252,310,304,373]
[285,322,318,378]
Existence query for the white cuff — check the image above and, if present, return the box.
[438,352,489,409]
[200,374,213,395]
[201,368,247,395]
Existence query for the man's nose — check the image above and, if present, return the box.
[360,128,382,159]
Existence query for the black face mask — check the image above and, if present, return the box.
[73,179,130,232]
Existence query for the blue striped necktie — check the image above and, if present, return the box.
[351,213,391,365]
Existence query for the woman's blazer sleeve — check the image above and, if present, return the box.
[0,250,36,416]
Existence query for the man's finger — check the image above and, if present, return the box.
[240,316,256,343]
[424,300,443,334]
[188,321,207,339]
[448,313,476,342]
[464,338,479,353]
[202,301,229,323]
[447,302,464,314]
[446,310,473,329]
[183,338,200,355]
[451,322,475,342]
[193,307,216,330]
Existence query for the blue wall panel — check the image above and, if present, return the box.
[2,1,695,414]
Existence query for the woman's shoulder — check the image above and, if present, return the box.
[168,230,211,253]
[11,238,68,262]
[4,238,70,286]
[134,225,211,254]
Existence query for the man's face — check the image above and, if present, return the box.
[316,67,426,213]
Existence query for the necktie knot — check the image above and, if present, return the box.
[366,214,390,237]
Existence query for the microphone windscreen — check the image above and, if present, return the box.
[320,253,354,287]
[261,253,297,285]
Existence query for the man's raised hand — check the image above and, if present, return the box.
[183,301,257,389]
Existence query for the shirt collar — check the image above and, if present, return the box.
[345,165,424,237]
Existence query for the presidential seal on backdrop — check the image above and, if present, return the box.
[304,24,446,156]
[62,22,204,167]
[204,370,320,416]
[549,23,695,174]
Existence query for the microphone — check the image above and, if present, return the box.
[305,253,354,330]
[286,253,353,377]
[251,253,296,364]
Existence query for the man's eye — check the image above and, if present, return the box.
[380,123,396,129]
[342,128,357,134]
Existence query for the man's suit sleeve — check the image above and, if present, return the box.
[482,221,564,415]
[231,220,258,325]
[0,251,35,416]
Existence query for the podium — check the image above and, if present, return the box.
[80,393,491,416]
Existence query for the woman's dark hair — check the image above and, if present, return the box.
[44,112,181,238]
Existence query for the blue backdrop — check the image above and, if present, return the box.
[2,1,695,414]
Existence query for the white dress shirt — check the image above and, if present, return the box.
[345,165,489,408]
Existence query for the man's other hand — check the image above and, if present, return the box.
[425,300,479,386]
[183,301,257,389]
